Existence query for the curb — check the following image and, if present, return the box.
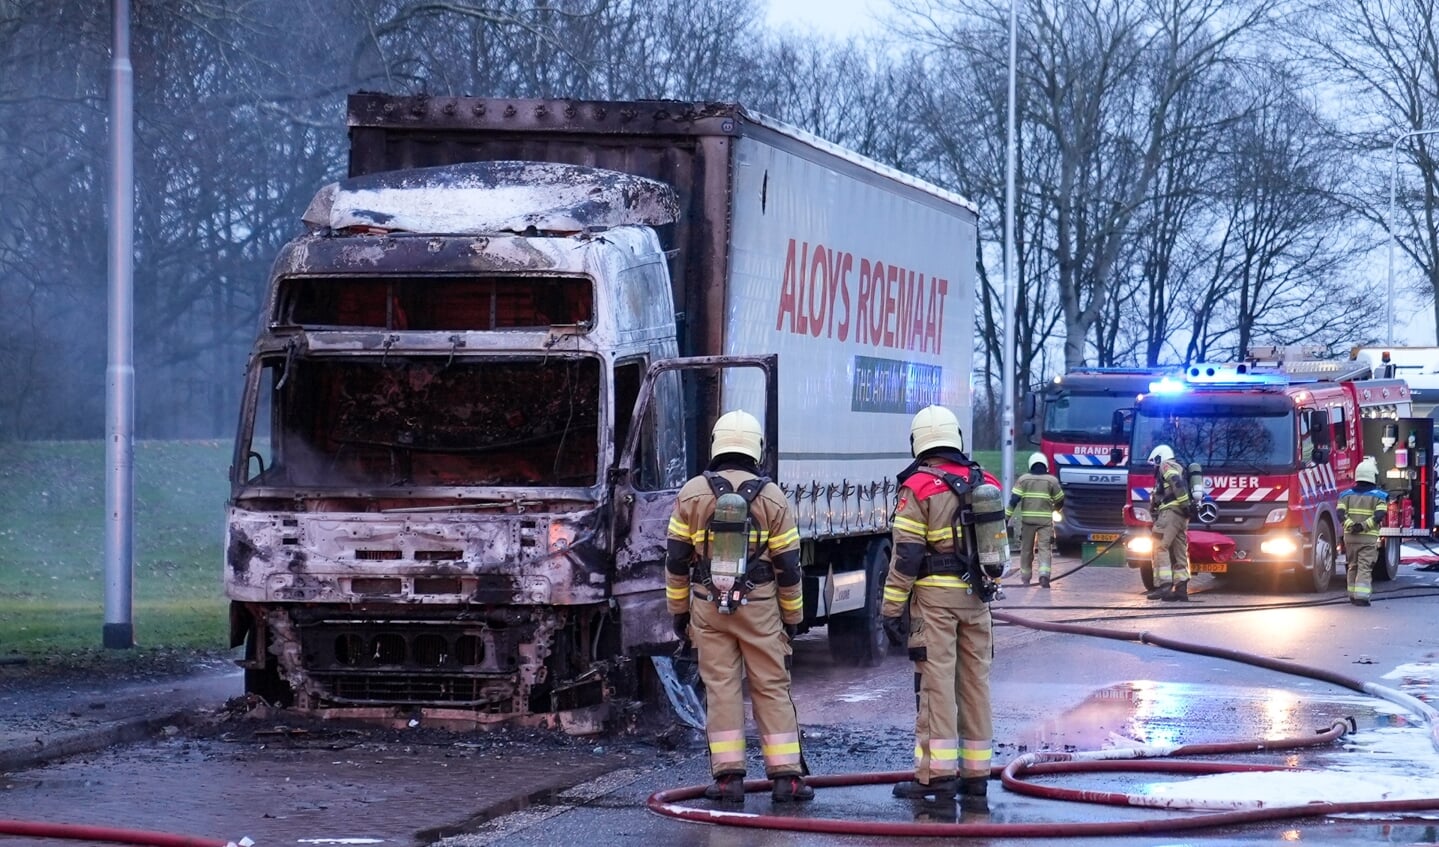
[0,710,194,774]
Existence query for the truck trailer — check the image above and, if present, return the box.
[224,94,978,732]
[1122,346,1419,592]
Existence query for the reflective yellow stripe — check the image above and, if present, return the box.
[668,516,689,535]
[960,746,992,762]
[709,739,745,754]
[916,574,969,588]
[767,527,799,550]
[925,527,955,541]
[883,585,911,603]
[893,515,927,534]
[779,594,803,611]
[666,585,689,600]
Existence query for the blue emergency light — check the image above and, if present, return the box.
[1148,376,1187,395]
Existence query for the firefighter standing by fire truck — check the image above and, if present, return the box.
[1338,457,1388,607]
[1147,444,1192,602]
[880,405,999,812]
[664,410,813,804]
[1007,453,1065,587]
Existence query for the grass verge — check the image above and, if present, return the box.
[0,440,231,665]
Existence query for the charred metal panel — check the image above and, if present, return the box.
[225,507,606,607]
[345,94,735,362]
[307,162,679,236]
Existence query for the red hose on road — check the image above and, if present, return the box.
[0,818,235,846]
[647,611,1439,836]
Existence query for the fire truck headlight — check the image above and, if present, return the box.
[1132,506,1152,523]
[1127,535,1154,556]
[1260,535,1299,557]
[1264,507,1288,525]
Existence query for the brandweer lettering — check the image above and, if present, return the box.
[773,239,949,354]
[1206,476,1260,488]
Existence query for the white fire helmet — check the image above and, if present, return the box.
[1028,452,1048,472]
[1355,456,1378,484]
[1148,444,1175,465]
[910,405,964,456]
[711,410,764,462]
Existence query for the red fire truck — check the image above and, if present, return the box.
[1121,346,1430,592]
[1024,368,1172,550]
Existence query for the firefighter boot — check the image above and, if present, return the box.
[959,777,990,813]
[770,774,815,803]
[1162,580,1189,602]
[1039,575,1051,588]
[1145,583,1171,600]
[892,777,958,802]
[704,772,746,803]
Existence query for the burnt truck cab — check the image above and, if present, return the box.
[226,163,735,731]
[1121,349,1411,593]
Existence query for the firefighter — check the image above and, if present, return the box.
[664,410,813,804]
[1147,444,1192,602]
[1338,457,1388,607]
[1007,452,1065,587]
[880,405,996,812]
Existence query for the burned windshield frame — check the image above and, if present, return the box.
[237,353,603,489]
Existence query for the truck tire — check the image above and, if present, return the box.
[1295,520,1336,593]
[1139,563,1155,591]
[1374,536,1401,582]
[828,538,891,667]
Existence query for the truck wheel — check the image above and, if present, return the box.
[1295,521,1336,593]
[1374,536,1401,582]
[1139,563,1155,590]
[828,538,891,667]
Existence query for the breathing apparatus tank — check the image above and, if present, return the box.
[971,482,1009,582]
[709,492,751,614]
[1187,462,1205,504]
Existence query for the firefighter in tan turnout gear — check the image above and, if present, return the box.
[1147,444,1192,602]
[664,410,813,804]
[880,405,999,812]
[1338,457,1388,607]
[1007,452,1064,587]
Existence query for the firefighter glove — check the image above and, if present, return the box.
[1345,521,1362,535]
[882,615,907,646]
[673,612,691,642]
[783,623,798,640]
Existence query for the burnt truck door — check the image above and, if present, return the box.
[609,355,779,650]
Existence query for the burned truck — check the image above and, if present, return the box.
[226,94,978,732]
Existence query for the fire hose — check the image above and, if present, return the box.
[646,606,1439,836]
[0,819,245,846]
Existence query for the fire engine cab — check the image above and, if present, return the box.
[1122,345,1431,592]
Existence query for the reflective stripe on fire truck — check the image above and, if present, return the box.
[1297,463,1338,501]
[1132,486,1289,502]
[1054,454,1111,466]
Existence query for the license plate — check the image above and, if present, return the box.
[1090,533,1120,542]
[1193,562,1227,573]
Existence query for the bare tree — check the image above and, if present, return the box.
[1306,0,1439,343]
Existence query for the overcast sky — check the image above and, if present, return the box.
[765,0,888,35]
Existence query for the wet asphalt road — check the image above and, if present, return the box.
[7,557,1439,846]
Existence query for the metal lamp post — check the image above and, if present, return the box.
[1386,127,1439,345]
[105,0,135,649]
[1000,0,1019,493]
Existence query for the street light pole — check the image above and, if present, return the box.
[1000,0,1019,494]
[1386,127,1439,345]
